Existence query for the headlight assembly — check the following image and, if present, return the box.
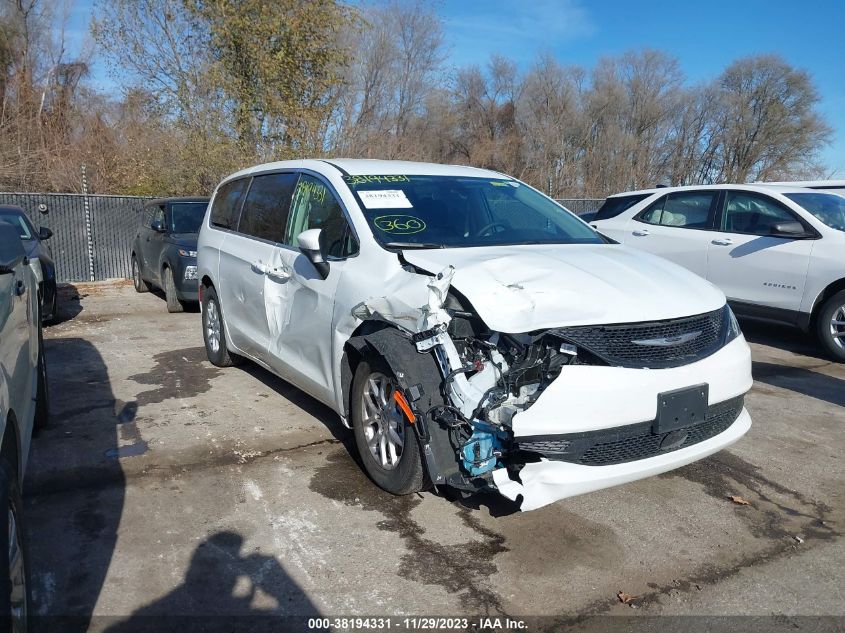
[723,304,742,344]
[178,248,197,258]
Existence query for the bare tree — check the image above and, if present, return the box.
[708,54,831,183]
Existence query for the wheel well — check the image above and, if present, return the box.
[1,413,20,484]
[201,276,213,289]
[340,320,395,421]
[811,278,845,324]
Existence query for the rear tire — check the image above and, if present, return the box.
[201,286,241,367]
[0,456,30,632]
[132,256,151,293]
[163,267,184,313]
[351,356,425,495]
[34,324,49,431]
[816,290,845,362]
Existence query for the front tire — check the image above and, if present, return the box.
[34,324,49,430]
[163,267,184,313]
[43,288,58,325]
[351,357,425,495]
[201,286,241,367]
[817,290,845,362]
[0,456,30,633]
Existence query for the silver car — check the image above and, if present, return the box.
[0,221,48,627]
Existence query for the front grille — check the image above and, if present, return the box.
[554,308,727,369]
[515,396,744,467]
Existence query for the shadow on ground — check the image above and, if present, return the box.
[49,284,84,325]
[738,318,829,361]
[24,337,125,632]
[102,531,318,632]
[752,361,845,407]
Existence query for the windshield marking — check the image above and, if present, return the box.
[343,174,410,185]
[374,215,427,234]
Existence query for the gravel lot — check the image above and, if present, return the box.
[23,282,844,631]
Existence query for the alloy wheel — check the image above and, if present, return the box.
[830,304,845,351]
[205,300,221,354]
[360,372,405,470]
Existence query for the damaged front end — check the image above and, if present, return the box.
[348,265,589,506]
[348,263,751,512]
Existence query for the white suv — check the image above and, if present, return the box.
[593,184,845,361]
[198,160,752,511]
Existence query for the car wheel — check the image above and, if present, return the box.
[42,285,58,326]
[201,286,241,367]
[34,324,49,431]
[351,356,425,495]
[0,456,30,633]
[817,290,845,362]
[163,267,184,313]
[132,256,151,293]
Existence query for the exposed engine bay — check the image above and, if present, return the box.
[350,265,589,496]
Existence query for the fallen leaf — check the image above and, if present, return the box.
[728,495,751,506]
[617,591,639,607]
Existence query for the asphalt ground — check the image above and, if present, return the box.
[22,281,844,632]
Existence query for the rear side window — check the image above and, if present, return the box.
[594,194,650,221]
[637,191,716,229]
[210,178,249,229]
[285,174,357,258]
[721,192,797,235]
[237,173,298,243]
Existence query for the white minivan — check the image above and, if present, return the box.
[197,160,753,511]
[593,184,845,361]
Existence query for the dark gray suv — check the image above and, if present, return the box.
[130,197,209,312]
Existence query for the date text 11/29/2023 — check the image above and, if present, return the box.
[307,617,528,631]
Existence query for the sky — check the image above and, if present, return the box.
[68,0,845,175]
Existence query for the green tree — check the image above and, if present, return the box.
[188,0,358,157]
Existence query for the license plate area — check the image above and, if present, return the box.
[654,384,709,434]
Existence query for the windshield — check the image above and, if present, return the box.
[170,202,208,234]
[0,210,34,239]
[343,175,602,248]
[784,192,845,232]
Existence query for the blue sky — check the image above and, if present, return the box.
[68,0,845,175]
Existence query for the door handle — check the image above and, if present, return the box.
[14,280,25,296]
[711,238,734,246]
[632,229,650,236]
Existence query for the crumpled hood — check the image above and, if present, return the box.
[402,244,726,332]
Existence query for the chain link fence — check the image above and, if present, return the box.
[557,199,604,216]
[0,192,606,283]
[0,192,151,283]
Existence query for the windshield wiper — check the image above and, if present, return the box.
[383,241,444,249]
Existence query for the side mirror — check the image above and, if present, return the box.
[297,228,329,279]
[771,221,811,238]
[0,223,26,274]
[151,219,166,233]
[39,226,53,240]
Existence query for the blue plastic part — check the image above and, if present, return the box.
[461,422,504,477]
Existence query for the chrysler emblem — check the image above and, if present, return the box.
[631,330,702,347]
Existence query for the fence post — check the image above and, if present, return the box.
[81,164,95,282]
